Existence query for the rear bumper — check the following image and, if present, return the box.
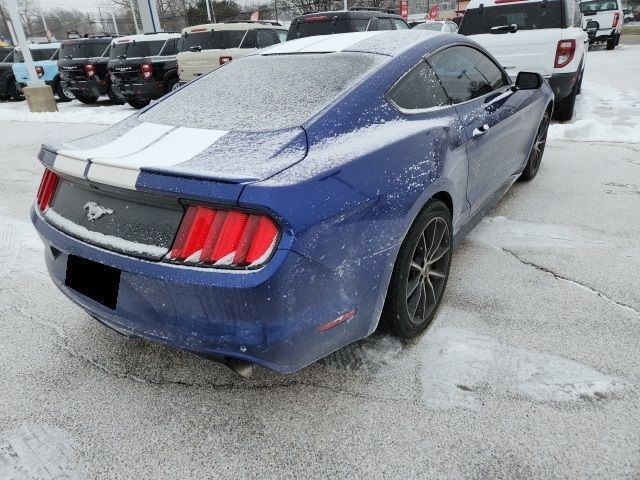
[16,79,55,92]
[589,28,617,42]
[547,72,580,102]
[31,206,367,373]
[62,78,108,97]
[112,79,166,100]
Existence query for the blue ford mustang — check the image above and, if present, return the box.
[31,31,553,373]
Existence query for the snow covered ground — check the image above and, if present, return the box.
[0,47,639,479]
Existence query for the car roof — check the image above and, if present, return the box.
[112,33,180,44]
[260,30,452,57]
[293,9,405,20]
[466,0,547,6]
[62,37,113,45]
[182,22,285,33]
[16,43,60,51]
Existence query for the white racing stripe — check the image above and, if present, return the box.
[51,122,229,190]
[262,31,385,55]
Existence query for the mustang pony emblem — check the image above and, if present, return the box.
[84,201,114,222]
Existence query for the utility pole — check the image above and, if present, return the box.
[38,1,50,41]
[129,0,140,34]
[111,11,119,35]
[205,0,212,22]
[98,7,105,34]
[274,0,278,22]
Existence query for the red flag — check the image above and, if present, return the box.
[428,4,440,20]
[250,11,259,21]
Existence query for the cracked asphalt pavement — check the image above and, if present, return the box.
[1,54,640,478]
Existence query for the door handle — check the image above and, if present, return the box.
[472,124,490,138]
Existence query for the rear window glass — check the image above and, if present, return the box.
[415,22,444,31]
[287,18,370,39]
[0,48,13,62]
[580,0,618,12]
[60,41,109,59]
[141,52,385,131]
[459,1,563,35]
[15,48,58,62]
[109,40,166,59]
[223,30,247,48]
[180,31,218,51]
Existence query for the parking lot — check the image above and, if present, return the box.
[0,42,639,479]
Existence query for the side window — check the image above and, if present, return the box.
[392,19,410,29]
[256,30,278,48]
[276,30,288,42]
[222,30,247,49]
[376,18,395,30]
[160,38,178,56]
[386,61,450,111]
[428,46,506,104]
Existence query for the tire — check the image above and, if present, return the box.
[8,78,23,101]
[615,33,620,46]
[519,110,550,181]
[553,86,577,122]
[576,68,584,95]
[127,97,150,109]
[55,80,74,102]
[380,200,453,339]
[165,76,179,95]
[76,92,99,104]
[606,37,616,50]
[107,85,125,105]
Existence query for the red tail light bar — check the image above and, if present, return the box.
[554,39,576,68]
[36,169,59,212]
[219,56,232,65]
[35,66,44,78]
[168,205,280,269]
[83,63,96,78]
[304,15,329,23]
[612,12,620,27]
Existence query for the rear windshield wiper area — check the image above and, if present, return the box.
[490,24,519,33]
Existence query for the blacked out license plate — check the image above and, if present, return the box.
[65,255,121,310]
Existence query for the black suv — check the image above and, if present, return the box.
[287,9,409,40]
[0,47,17,101]
[108,33,181,109]
[58,37,123,104]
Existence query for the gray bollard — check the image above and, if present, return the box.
[23,85,58,113]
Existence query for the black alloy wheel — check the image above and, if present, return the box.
[519,110,550,181]
[381,200,453,339]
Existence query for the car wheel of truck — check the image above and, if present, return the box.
[576,68,584,95]
[8,78,23,101]
[76,93,99,104]
[107,86,125,105]
[166,77,179,94]
[519,110,550,181]
[615,33,620,46]
[380,200,452,339]
[55,81,74,102]
[606,37,616,50]
[553,85,577,122]
[127,97,150,109]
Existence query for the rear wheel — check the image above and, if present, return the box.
[553,86,577,122]
[127,97,150,109]
[8,77,23,101]
[519,110,550,181]
[380,201,453,339]
[55,80,74,102]
[606,36,616,50]
[165,77,179,94]
[76,92,99,104]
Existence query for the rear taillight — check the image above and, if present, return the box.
[140,63,153,80]
[36,169,59,212]
[219,56,232,65]
[35,66,44,78]
[554,39,576,68]
[168,205,279,268]
[612,12,620,27]
[83,63,96,78]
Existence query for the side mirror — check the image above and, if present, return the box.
[515,71,543,90]
[189,45,202,53]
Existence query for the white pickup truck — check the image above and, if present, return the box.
[459,0,588,121]
[580,0,624,50]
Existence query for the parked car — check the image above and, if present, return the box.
[58,36,124,104]
[12,43,74,101]
[0,47,17,100]
[177,21,287,84]
[580,0,624,49]
[108,32,181,109]
[287,9,409,40]
[412,20,459,32]
[459,0,588,121]
[32,31,552,374]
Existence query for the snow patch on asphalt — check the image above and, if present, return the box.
[468,216,606,249]
[0,424,79,480]
[548,82,640,143]
[421,328,625,409]
[319,334,404,372]
[0,212,46,277]
[0,100,133,125]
